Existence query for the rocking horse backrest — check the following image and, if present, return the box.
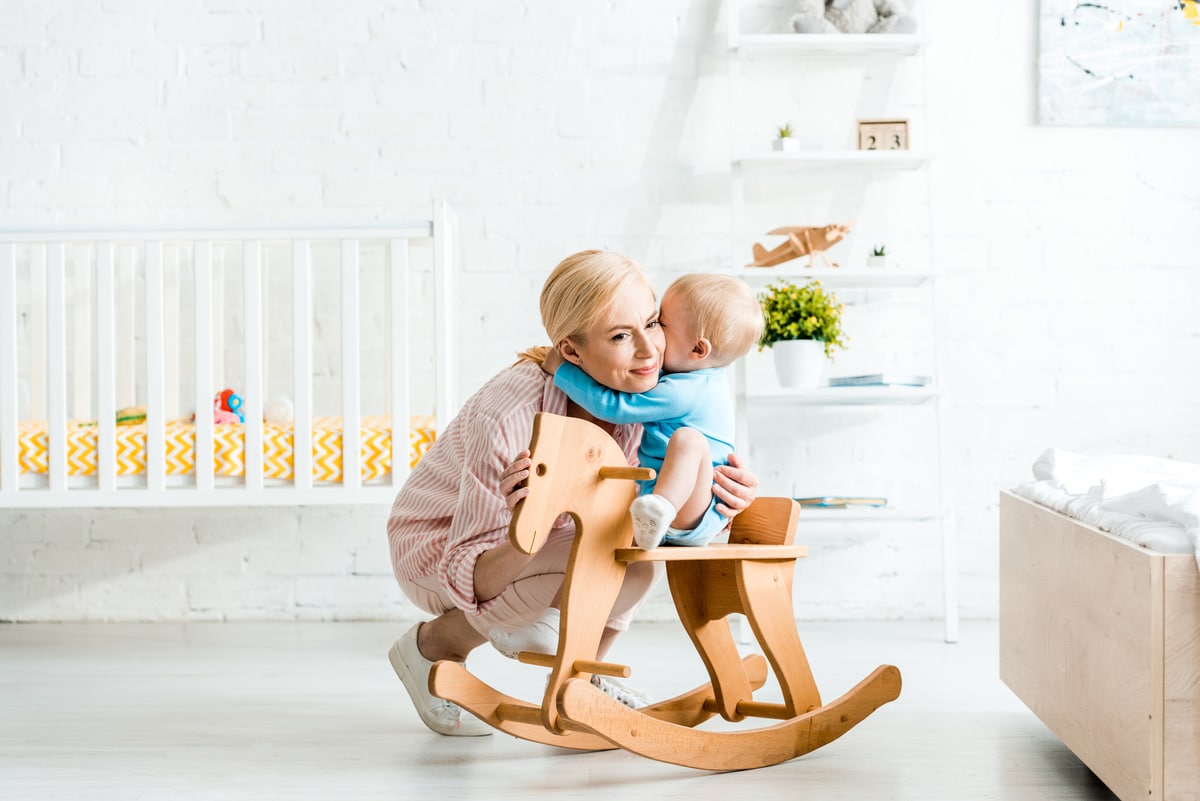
[728,496,801,546]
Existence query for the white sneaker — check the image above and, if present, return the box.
[388,623,492,737]
[489,608,560,659]
[630,493,676,549]
[590,674,653,709]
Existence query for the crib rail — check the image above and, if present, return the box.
[0,204,454,507]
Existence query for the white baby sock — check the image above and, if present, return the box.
[489,608,561,659]
[629,493,677,549]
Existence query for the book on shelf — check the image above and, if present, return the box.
[795,496,888,509]
[826,373,931,387]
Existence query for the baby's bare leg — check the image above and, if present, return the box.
[653,427,713,530]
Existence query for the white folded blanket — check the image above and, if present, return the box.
[1016,447,1200,569]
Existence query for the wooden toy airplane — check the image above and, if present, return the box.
[747,222,852,269]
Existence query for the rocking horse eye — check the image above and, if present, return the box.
[535,463,547,477]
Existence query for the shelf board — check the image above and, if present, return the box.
[735,150,930,171]
[733,33,929,57]
[745,385,939,406]
[736,267,934,289]
[794,507,942,524]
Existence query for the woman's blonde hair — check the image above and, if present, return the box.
[663,273,764,366]
[515,250,652,365]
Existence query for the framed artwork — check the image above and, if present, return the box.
[857,119,909,151]
[1039,1,1200,126]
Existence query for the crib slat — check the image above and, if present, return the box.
[433,199,455,427]
[71,245,92,421]
[341,240,361,490]
[163,248,180,420]
[145,242,166,492]
[95,243,117,493]
[116,248,136,408]
[0,244,17,493]
[29,246,46,419]
[243,240,264,491]
[292,240,312,490]
[194,241,214,491]
[212,248,225,395]
[389,238,410,489]
[46,244,68,492]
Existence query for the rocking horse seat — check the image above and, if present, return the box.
[428,412,900,771]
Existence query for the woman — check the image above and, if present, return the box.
[386,250,758,736]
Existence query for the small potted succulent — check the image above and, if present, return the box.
[773,122,800,153]
[867,244,889,269]
[758,280,847,387]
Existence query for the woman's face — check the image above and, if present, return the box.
[567,278,664,394]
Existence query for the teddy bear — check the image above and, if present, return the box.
[789,0,917,35]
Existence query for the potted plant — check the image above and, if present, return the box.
[772,122,800,153]
[867,244,889,269]
[758,280,847,387]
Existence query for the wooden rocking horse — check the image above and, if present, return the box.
[429,412,901,771]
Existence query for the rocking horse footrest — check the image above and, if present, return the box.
[517,652,631,678]
[616,543,808,562]
[701,698,799,721]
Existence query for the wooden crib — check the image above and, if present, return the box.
[0,203,455,508]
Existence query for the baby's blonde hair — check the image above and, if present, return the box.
[663,274,764,367]
[515,250,653,365]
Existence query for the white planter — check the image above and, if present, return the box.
[771,339,827,388]
[866,255,889,269]
[773,138,801,152]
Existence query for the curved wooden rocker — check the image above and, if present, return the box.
[429,412,901,771]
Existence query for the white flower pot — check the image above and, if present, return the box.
[772,339,827,388]
[773,138,800,152]
[866,255,889,269]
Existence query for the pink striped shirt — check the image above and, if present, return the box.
[387,359,642,616]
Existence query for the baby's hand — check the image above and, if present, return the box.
[542,348,564,375]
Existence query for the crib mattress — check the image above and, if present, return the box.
[17,416,435,482]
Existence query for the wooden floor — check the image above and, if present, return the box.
[0,620,1117,800]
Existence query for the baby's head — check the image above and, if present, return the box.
[659,274,764,372]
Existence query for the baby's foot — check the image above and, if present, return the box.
[489,608,560,659]
[630,493,677,549]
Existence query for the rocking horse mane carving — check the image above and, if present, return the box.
[428,411,901,771]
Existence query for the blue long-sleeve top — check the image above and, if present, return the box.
[553,363,734,475]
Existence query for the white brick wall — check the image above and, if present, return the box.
[2,0,1198,622]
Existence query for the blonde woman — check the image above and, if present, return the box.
[386,250,759,737]
[490,274,763,660]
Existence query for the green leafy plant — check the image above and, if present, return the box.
[757,280,847,359]
[872,244,887,257]
[776,122,793,139]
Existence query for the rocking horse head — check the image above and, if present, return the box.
[508,412,649,555]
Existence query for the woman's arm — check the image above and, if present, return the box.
[555,362,697,424]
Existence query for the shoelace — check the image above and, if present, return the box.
[431,699,464,721]
[591,675,647,708]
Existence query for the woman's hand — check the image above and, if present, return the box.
[541,347,564,375]
[713,452,758,518]
[499,450,532,512]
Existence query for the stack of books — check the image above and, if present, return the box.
[827,373,931,387]
[795,496,888,509]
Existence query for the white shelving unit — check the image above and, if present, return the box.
[727,2,957,642]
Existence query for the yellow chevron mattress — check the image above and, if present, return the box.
[17,416,436,482]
